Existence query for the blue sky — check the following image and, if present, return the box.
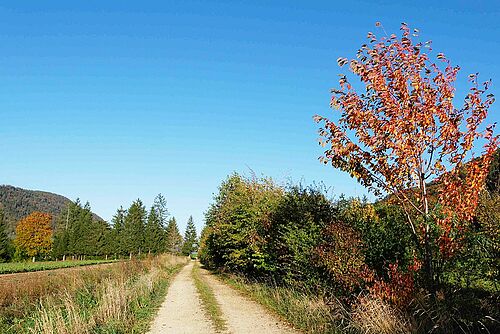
[1,1,499,232]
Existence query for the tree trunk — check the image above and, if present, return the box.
[423,228,435,292]
[32,256,35,263]
[421,171,435,293]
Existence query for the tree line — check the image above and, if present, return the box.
[0,194,199,262]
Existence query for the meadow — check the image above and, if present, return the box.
[0,254,187,334]
[0,259,117,275]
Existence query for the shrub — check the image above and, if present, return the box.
[263,185,336,289]
[199,173,283,276]
[336,198,413,278]
[316,220,374,301]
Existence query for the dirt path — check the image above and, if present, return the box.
[199,267,300,334]
[148,261,215,334]
[149,261,299,334]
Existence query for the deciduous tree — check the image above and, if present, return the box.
[315,23,498,288]
[14,212,53,260]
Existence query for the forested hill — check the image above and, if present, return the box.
[0,185,102,234]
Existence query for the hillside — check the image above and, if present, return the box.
[378,149,500,206]
[0,185,102,236]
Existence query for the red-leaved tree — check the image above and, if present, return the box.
[314,23,498,289]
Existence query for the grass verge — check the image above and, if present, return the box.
[220,275,348,334]
[0,259,118,274]
[192,262,227,332]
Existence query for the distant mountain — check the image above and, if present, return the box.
[0,185,103,236]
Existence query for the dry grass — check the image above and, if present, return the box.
[34,293,93,334]
[94,277,129,325]
[0,262,117,309]
[222,275,419,334]
[222,275,346,333]
[350,297,413,334]
[0,254,187,334]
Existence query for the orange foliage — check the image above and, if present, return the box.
[369,262,415,308]
[316,221,374,299]
[14,212,53,258]
[315,23,498,282]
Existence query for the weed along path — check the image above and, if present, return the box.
[149,260,299,334]
[148,261,216,334]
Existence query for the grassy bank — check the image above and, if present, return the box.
[0,254,187,334]
[220,274,500,334]
[0,259,118,274]
[221,275,343,334]
[221,275,417,334]
[192,262,227,332]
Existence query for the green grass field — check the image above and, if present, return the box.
[0,259,118,274]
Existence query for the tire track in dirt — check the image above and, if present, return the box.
[199,266,300,334]
[148,261,215,334]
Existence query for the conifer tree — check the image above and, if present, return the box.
[165,217,183,254]
[53,201,79,259]
[73,201,98,257]
[181,216,198,256]
[123,199,146,257]
[67,200,86,257]
[52,223,69,260]
[53,200,110,259]
[145,206,165,254]
[153,194,169,228]
[111,206,126,256]
[86,218,110,257]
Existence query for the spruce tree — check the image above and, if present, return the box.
[111,206,126,256]
[153,194,169,228]
[122,199,146,257]
[52,218,69,260]
[87,218,110,257]
[67,199,84,257]
[165,217,183,254]
[53,201,79,259]
[181,216,198,256]
[79,202,97,256]
[145,206,165,254]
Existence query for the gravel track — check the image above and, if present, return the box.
[148,261,215,334]
[199,267,299,334]
[148,261,299,334]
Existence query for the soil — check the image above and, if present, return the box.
[148,261,299,334]
[148,261,215,334]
